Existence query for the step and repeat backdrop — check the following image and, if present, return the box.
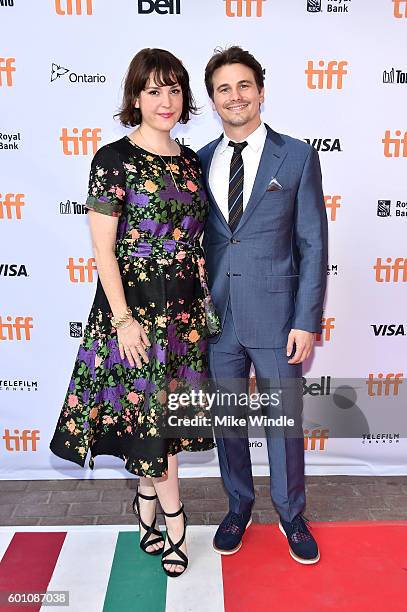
[1,0,406,479]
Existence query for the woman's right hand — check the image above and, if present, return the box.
[117,319,151,368]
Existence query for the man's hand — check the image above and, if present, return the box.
[286,329,315,364]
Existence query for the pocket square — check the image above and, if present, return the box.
[266,177,283,191]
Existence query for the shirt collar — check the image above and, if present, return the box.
[219,122,267,154]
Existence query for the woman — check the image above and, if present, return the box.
[50,48,219,578]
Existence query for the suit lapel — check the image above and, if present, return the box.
[235,126,288,233]
[204,136,231,234]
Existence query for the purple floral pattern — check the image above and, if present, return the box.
[50,137,215,477]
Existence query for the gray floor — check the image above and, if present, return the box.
[1,476,406,526]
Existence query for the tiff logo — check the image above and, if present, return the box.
[315,317,335,342]
[393,0,407,18]
[66,257,97,282]
[2,429,40,452]
[382,130,407,157]
[0,316,33,341]
[374,257,407,282]
[55,0,93,14]
[366,372,403,396]
[0,58,15,87]
[225,0,266,17]
[0,194,25,220]
[305,60,348,89]
[304,429,329,451]
[60,128,101,155]
[324,195,341,221]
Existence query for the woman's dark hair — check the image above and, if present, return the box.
[205,46,264,100]
[115,48,198,127]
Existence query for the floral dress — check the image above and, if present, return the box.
[49,136,215,477]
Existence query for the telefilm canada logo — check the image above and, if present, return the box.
[361,433,400,445]
[0,380,38,392]
[51,63,106,84]
[307,0,352,13]
[60,200,87,215]
[377,199,407,218]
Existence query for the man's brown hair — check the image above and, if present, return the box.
[205,46,264,100]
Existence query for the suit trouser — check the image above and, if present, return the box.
[208,299,306,522]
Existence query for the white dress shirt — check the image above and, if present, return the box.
[208,122,267,220]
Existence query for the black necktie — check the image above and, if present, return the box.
[228,141,248,232]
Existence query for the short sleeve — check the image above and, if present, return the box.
[85,145,126,217]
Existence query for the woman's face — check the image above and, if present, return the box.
[136,71,183,132]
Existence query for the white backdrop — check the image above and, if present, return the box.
[1,0,406,479]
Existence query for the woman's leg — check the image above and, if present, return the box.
[138,476,164,552]
[153,453,187,574]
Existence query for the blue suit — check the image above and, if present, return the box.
[198,124,328,521]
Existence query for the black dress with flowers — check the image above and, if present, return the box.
[49,136,215,477]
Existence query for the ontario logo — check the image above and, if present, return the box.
[51,63,106,84]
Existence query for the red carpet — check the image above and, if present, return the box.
[222,522,407,611]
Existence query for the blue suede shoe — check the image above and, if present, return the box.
[279,514,320,564]
[213,510,252,555]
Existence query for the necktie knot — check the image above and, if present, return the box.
[228,141,248,154]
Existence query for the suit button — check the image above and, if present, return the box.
[226,272,230,277]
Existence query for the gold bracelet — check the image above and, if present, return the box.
[111,307,132,328]
[118,317,135,330]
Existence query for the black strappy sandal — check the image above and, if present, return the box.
[132,487,164,556]
[161,503,188,578]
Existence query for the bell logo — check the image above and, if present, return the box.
[0,316,33,341]
[315,317,335,342]
[138,0,181,14]
[67,257,97,282]
[325,195,341,221]
[393,0,407,18]
[374,257,407,282]
[225,0,267,17]
[305,60,348,90]
[382,130,407,158]
[60,128,101,155]
[0,193,25,220]
[366,372,403,397]
[0,58,16,87]
[55,0,93,15]
[2,428,40,452]
[304,429,329,451]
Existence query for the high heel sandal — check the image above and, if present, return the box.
[132,487,164,556]
[161,503,188,578]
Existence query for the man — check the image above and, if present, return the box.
[198,47,328,564]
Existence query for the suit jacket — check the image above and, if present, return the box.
[198,123,328,348]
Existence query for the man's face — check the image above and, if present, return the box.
[211,63,264,129]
